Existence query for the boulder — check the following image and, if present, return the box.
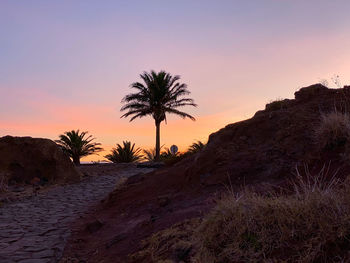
[0,136,81,185]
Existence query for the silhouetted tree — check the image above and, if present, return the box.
[56,130,102,165]
[121,70,197,160]
[105,141,142,163]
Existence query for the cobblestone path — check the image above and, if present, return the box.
[0,168,152,263]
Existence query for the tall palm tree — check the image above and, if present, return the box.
[121,70,197,161]
[56,130,103,165]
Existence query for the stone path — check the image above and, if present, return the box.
[0,167,153,263]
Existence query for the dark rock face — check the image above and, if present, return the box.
[185,84,350,187]
[0,136,81,184]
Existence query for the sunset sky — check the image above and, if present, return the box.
[1,1,350,162]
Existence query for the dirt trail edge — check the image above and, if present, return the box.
[0,167,153,263]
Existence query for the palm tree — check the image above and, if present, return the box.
[56,130,103,165]
[121,70,197,160]
[143,148,157,162]
[105,141,143,163]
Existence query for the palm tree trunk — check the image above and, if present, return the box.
[155,121,161,161]
[73,155,80,165]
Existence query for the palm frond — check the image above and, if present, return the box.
[121,70,197,124]
[164,107,196,121]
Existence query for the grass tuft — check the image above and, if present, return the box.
[129,219,200,262]
[291,163,340,196]
[265,98,289,111]
[314,111,350,151]
[195,172,350,263]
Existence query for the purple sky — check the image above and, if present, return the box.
[1,0,350,161]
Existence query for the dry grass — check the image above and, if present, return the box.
[126,166,350,262]
[129,219,200,263]
[292,163,341,196]
[314,111,350,150]
[128,163,350,262]
[195,172,350,263]
[265,98,289,111]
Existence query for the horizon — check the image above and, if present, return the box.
[2,0,350,162]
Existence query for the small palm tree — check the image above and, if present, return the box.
[56,130,103,165]
[121,70,197,161]
[160,148,179,159]
[143,147,179,163]
[105,141,143,163]
[143,145,165,162]
[187,140,206,154]
[143,148,157,162]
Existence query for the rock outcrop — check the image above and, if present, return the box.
[0,136,81,185]
[187,84,350,187]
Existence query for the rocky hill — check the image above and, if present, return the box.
[62,84,350,262]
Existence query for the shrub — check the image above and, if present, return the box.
[129,219,200,262]
[105,141,142,163]
[314,111,350,150]
[265,98,289,111]
[143,147,166,162]
[187,140,206,154]
[160,148,178,159]
[143,146,178,162]
[195,175,350,263]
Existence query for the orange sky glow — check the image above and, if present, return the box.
[1,1,350,162]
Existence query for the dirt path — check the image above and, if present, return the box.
[0,167,153,263]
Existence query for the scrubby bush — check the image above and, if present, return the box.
[129,219,200,262]
[143,146,180,163]
[142,141,207,166]
[162,153,187,166]
[161,148,178,159]
[195,174,350,263]
[143,146,167,162]
[105,141,142,163]
[187,140,206,154]
[314,111,350,150]
[265,98,289,111]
